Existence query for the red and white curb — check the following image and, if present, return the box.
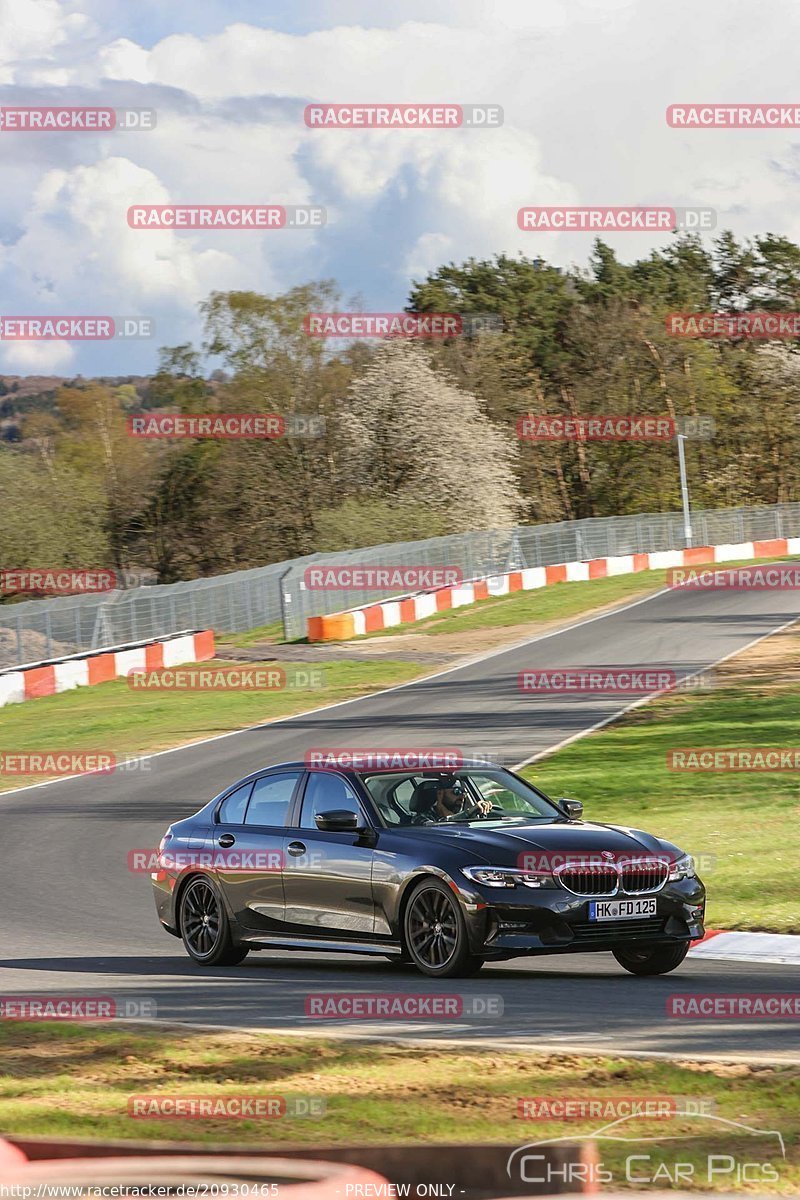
[307,537,799,640]
[689,929,800,965]
[0,629,215,707]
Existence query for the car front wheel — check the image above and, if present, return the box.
[403,879,484,978]
[179,876,249,966]
[613,941,689,976]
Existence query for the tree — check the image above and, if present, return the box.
[336,341,523,532]
[0,449,108,569]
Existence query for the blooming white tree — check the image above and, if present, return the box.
[338,341,523,532]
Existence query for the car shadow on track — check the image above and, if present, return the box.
[0,952,686,983]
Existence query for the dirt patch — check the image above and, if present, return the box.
[0,626,75,670]
[707,622,800,690]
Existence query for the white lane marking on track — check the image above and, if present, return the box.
[515,609,800,768]
[6,580,793,796]
[0,586,672,798]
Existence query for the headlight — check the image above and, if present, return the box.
[668,852,696,881]
[461,866,553,889]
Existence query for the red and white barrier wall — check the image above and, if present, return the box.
[306,538,799,641]
[0,630,215,708]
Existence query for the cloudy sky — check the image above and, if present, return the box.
[1,0,799,374]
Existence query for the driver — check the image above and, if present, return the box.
[414,775,492,823]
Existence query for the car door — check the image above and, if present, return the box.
[281,770,378,937]
[213,769,302,934]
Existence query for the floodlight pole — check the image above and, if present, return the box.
[676,433,693,547]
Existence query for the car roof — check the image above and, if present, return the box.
[230,758,504,785]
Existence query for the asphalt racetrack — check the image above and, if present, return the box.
[1,579,798,1061]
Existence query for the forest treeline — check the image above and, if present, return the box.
[2,232,800,584]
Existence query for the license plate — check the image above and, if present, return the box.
[589,897,657,921]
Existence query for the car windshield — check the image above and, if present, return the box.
[360,768,564,827]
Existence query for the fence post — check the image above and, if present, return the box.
[44,607,53,659]
[280,565,294,641]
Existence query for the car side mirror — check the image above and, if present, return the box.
[560,798,584,820]
[315,809,362,832]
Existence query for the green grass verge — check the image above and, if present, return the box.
[0,658,425,792]
[353,555,799,639]
[0,1025,795,1193]
[522,653,800,933]
[216,621,285,647]
[0,566,691,793]
[365,570,665,636]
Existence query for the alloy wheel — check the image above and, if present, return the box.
[181,879,221,958]
[407,886,459,969]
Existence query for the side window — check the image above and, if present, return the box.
[245,771,301,828]
[300,772,361,830]
[218,781,254,824]
[393,778,417,812]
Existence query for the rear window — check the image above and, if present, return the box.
[218,781,253,824]
[244,771,301,827]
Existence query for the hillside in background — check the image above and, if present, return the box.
[3,233,800,585]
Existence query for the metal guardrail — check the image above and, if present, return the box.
[1,503,799,664]
[278,502,800,638]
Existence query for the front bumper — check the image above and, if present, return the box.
[462,876,706,958]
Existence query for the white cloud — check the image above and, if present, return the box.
[0,338,75,373]
[97,37,151,83]
[0,156,253,364]
[3,0,800,371]
[0,0,89,84]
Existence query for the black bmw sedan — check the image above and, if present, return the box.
[151,759,706,978]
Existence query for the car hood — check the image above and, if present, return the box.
[405,820,679,865]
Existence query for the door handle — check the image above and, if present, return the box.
[287,841,306,856]
[218,833,236,848]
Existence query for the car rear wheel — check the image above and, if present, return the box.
[403,879,483,978]
[179,877,249,966]
[613,941,689,976]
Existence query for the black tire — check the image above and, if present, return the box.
[613,941,689,976]
[179,876,249,966]
[403,879,483,978]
